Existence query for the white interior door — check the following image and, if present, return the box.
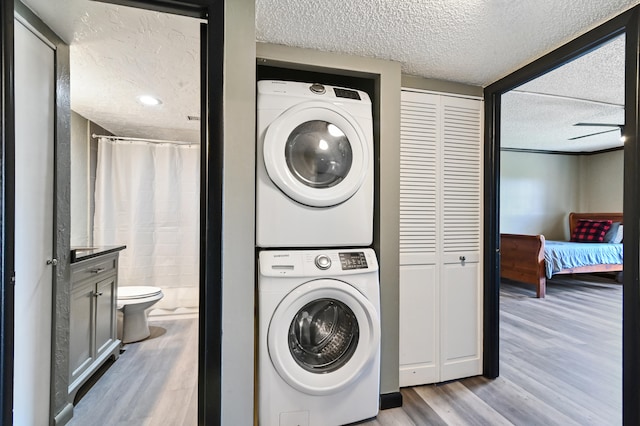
[14,18,55,426]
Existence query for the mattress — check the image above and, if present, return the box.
[544,241,623,279]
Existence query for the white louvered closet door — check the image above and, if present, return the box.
[399,91,440,386]
[441,96,482,263]
[399,91,440,266]
[399,89,483,387]
[439,95,483,382]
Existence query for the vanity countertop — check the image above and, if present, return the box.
[70,245,126,263]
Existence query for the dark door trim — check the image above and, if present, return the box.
[1,0,225,425]
[1,0,16,424]
[483,5,640,425]
[200,6,225,423]
[622,8,640,424]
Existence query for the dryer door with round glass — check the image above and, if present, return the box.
[263,101,369,207]
[267,279,380,395]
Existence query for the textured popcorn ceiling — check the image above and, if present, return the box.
[256,0,636,86]
[501,35,626,152]
[20,0,640,150]
[22,0,202,143]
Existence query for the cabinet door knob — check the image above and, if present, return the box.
[46,258,58,266]
[459,256,466,262]
[89,268,105,274]
[93,291,104,297]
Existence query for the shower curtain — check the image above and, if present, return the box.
[94,137,200,313]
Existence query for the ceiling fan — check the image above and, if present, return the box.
[569,122,625,140]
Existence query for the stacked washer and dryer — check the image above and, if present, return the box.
[256,80,381,426]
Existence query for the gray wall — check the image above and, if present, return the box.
[256,42,402,395]
[401,74,484,98]
[70,111,89,246]
[87,121,106,245]
[69,112,110,247]
[579,150,624,213]
[221,0,256,424]
[501,151,580,239]
[500,150,624,240]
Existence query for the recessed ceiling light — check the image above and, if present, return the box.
[137,95,162,106]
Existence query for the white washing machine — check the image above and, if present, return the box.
[258,248,381,426]
[256,80,374,248]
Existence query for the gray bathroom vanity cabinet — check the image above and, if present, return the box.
[68,246,125,400]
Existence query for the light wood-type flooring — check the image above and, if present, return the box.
[69,274,621,425]
[364,274,622,426]
[68,316,199,426]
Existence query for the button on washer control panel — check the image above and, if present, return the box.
[309,83,326,94]
[314,254,332,270]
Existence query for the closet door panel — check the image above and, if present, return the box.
[441,96,482,264]
[399,264,439,386]
[400,91,440,266]
[440,261,482,382]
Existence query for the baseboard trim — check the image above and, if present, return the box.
[54,402,74,426]
[380,391,403,410]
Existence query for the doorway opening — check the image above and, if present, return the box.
[1,0,226,425]
[484,5,640,424]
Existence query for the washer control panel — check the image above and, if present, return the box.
[259,248,378,277]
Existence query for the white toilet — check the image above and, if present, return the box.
[117,286,164,344]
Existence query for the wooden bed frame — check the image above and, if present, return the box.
[500,212,623,298]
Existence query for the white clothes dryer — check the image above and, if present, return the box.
[258,248,381,426]
[256,80,374,247]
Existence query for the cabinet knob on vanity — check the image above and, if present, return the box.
[46,258,58,266]
[93,291,104,298]
[459,256,466,262]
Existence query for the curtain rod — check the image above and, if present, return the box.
[91,133,196,145]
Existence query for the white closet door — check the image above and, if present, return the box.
[399,91,441,387]
[14,19,55,426]
[399,91,440,266]
[440,95,483,380]
[399,90,483,386]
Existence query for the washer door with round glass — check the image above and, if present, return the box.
[263,101,370,207]
[267,279,380,396]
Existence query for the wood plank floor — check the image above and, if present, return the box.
[68,274,621,425]
[68,316,199,426]
[364,274,622,426]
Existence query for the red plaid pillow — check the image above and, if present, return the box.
[571,219,612,242]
